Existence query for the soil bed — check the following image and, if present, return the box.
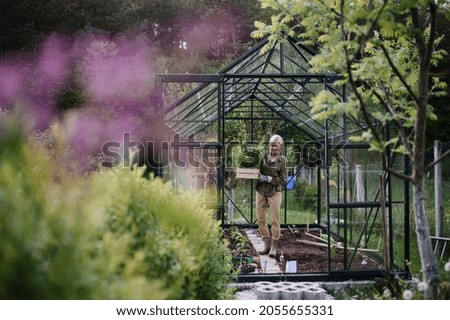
[224,227,259,274]
[225,227,382,273]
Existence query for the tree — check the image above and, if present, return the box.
[1,0,270,58]
[253,0,450,299]
[0,0,130,52]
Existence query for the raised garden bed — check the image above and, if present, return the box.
[224,227,382,274]
[224,227,259,274]
[275,227,382,273]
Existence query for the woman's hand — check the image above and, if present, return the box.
[258,174,272,183]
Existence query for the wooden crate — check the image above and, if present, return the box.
[235,167,260,179]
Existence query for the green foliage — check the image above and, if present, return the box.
[229,226,250,255]
[2,0,270,69]
[0,123,144,299]
[253,0,448,155]
[95,168,233,299]
[0,119,232,299]
[237,144,264,168]
[330,265,450,300]
[254,0,449,297]
[293,178,317,211]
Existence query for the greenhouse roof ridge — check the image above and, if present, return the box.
[157,36,365,139]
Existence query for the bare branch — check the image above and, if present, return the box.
[381,152,414,182]
[425,149,450,171]
[407,129,415,141]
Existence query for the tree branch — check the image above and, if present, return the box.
[425,2,437,69]
[345,61,384,146]
[273,0,305,32]
[375,97,414,183]
[317,0,340,17]
[380,44,419,102]
[371,83,413,155]
[359,78,412,156]
[381,151,414,182]
[340,0,383,146]
[349,0,389,65]
[425,149,450,171]
[411,7,426,60]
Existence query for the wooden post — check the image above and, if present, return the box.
[434,140,443,237]
[355,164,365,202]
[380,174,390,274]
[228,188,235,223]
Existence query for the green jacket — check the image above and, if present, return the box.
[256,153,288,196]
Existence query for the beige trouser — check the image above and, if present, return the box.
[256,191,281,240]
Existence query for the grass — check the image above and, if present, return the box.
[406,177,450,275]
[225,181,317,225]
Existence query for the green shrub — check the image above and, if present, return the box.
[238,146,263,168]
[293,178,317,211]
[95,167,234,299]
[230,143,264,168]
[0,119,232,299]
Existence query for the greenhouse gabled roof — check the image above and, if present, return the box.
[160,37,357,140]
[219,37,316,75]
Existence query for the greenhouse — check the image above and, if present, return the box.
[154,37,411,282]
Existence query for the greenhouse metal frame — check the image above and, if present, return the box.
[155,37,411,282]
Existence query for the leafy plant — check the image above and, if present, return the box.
[96,167,234,299]
[294,178,317,211]
[0,121,158,299]
[328,262,450,300]
[230,226,250,255]
[0,117,233,299]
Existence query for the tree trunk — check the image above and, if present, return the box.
[412,4,440,296]
[412,99,440,299]
[412,178,440,299]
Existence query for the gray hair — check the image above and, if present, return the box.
[269,134,284,146]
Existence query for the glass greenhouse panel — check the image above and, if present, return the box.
[327,149,383,205]
[390,203,407,271]
[285,166,320,225]
[162,82,207,110]
[327,207,384,271]
[164,84,219,136]
[281,41,313,73]
[224,178,257,225]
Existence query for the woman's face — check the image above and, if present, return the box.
[269,141,281,154]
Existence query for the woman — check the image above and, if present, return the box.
[256,134,287,257]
